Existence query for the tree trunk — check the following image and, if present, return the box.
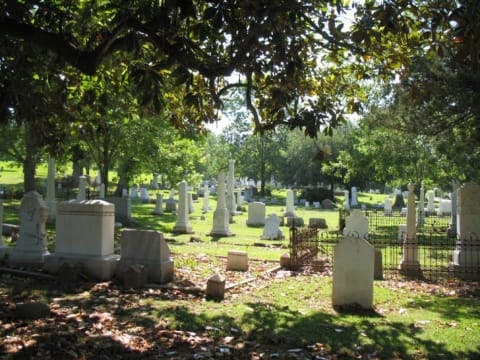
[23,124,38,193]
[71,146,85,187]
[114,174,128,197]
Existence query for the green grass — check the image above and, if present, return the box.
[2,162,480,358]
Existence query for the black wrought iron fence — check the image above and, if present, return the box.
[290,209,479,281]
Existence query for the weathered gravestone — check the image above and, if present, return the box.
[309,218,328,229]
[153,193,164,215]
[332,236,374,310]
[9,191,49,266]
[105,196,132,225]
[426,189,436,215]
[206,274,226,300]
[321,198,334,209]
[261,214,283,240]
[116,229,174,284]
[452,183,480,279]
[77,176,87,201]
[246,202,266,227]
[44,200,119,280]
[351,186,358,207]
[227,250,249,271]
[383,198,393,216]
[165,189,177,212]
[343,209,369,240]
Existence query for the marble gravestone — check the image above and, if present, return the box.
[9,191,49,266]
[116,229,174,284]
[246,202,266,227]
[44,200,119,280]
[262,214,283,240]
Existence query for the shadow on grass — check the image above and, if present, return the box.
[2,275,480,359]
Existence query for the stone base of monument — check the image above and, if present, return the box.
[399,261,423,278]
[8,249,50,267]
[44,253,119,281]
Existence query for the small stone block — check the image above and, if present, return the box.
[15,302,50,320]
[280,253,291,268]
[206,274,226,300]
[124,264,146,289]
[227,250,248,271]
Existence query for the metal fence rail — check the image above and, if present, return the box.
[289,209,479,281]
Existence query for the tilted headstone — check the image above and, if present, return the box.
[116,229,174,284]
[246,202,266,227]
[44,200,119,280]
[332,236,374,309]
[262,214,283,240]
[9,191,49,266]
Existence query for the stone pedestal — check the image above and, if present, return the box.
[44,200,119,281]
[9,192,49,266]
[206,274,226,300]
[116,229,174,284]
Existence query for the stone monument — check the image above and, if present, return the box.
[209,173,233,236]
[173,180,193,234]
[400,183,422,277]
[9,191,49,266]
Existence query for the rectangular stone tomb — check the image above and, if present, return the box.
[116,229,174,284]
[227,250,249,271]
[44,200,119,281]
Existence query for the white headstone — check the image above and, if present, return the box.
[153,193,164,215]
[417,182,425,226]
[173,180,193,234]
[226,160,236,216]
[452,183,480,273]
[383,198,393,216]
[351,186,358,207]
[426,190,435,214]
[9,192,49,266]
[99,183,105,199]
[262,214,283,240]
[343,190,350,210]
[116,229,173,283]
[284,189,295,217]
[332,236,374,309]
[130,185,138,199]
[151,174,159,189]
[438,199,451,216]
[77,176,87,201]
[44,200,119,280]
[188,192,195,213]
[246,202,266,227]
[400,182,422,276]
[140,187,150,202]
[343,209,369,240]
[165,189,176,212]
[202,184,210,213]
